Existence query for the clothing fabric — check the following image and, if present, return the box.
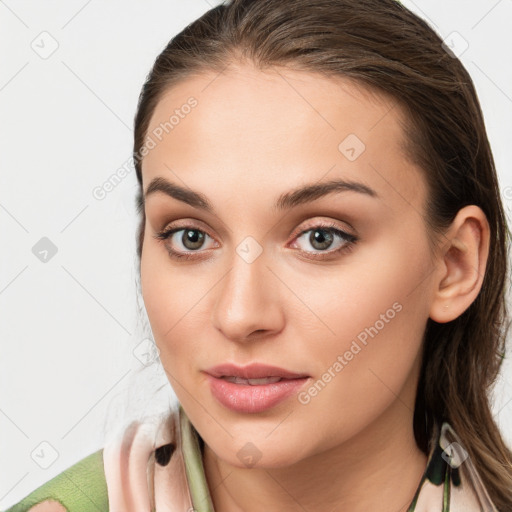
[2,405,499,511]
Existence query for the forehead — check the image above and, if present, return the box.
[141,63,425,214]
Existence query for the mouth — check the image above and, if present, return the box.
[204,363,311,413]
[205,362,309,380]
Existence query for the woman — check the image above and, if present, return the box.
[4,0,512,510]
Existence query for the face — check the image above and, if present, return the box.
[139,63,435,468]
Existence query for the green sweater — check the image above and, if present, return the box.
[3,449,108,512]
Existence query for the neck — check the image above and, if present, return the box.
[203,400,428,512]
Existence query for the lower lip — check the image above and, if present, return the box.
[205,374,310,413]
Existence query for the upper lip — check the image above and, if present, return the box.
[205,363,309,380]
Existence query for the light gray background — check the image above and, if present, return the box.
[1,1,511,508]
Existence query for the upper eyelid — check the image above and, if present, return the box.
[161,216,355,237]
[292,220,353,237]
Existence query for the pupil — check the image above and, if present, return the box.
[184,229,204,249]
[311,229,333,250]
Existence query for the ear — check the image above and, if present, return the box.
[429,205,490,323]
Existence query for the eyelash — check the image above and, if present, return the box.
[152,221,358,261]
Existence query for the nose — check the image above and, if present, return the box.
[210,247,285,343]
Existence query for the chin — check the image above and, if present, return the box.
[206,431,312,470]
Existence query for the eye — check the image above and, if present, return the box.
[289,221,358,260]
[152,225,217,260]
[152,220,358,261]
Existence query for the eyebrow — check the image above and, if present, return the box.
[143,176,378,213]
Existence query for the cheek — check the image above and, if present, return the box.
[296,234,432,428]
[140,245,186,349]
[289,231,431,348]
[140,243,215,377]
[141,249,175,335]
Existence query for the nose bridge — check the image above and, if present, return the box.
[210,236,283,341]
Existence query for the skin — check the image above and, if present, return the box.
[27,501,66,512]
[139,63,490,512]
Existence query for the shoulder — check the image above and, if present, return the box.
[2,449,108,512]
[3,408,184,512]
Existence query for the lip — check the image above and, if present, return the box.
[203,363,311,413]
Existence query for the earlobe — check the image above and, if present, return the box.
[429,205,490,323]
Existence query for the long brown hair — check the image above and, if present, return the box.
[131,0,512,508]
